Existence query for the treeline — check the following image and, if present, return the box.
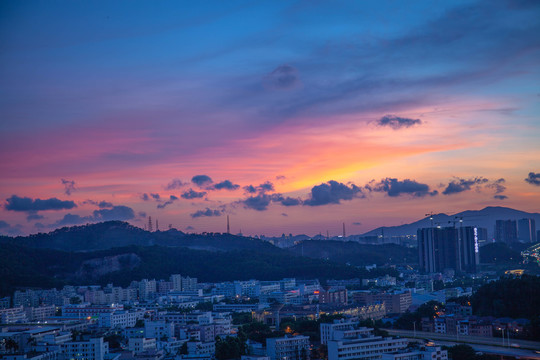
[288,241,418,266]
[0,243,396,297]
[471,275,540,319]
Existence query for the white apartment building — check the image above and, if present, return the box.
[327,332,408,360]
[128,338,157,353]
[320,320,371,345]
[381,346,448,360]
[145,321,174,340]
[25,305,56,322]
[61,337,108,360]
[266,335,310,360]
[62,304,123,318]
[187,341,215,356]
[0,306,28,323]
[98,310,144,328]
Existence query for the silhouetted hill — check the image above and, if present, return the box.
[0,242,385,297]
[0,221,279,253]
[360,206,540,239]
[287,241,418,266]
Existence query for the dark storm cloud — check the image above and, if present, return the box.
[165,178,186,190]
[51,205,136,227]
[241,193,273,211]
[212,180,240,191]
[94,205,135,221]
[278,196,302,207]
[243,181,274,194]
[192,175,213,187]
[4,195,77,212]
[61,179,76,195]
[237,190,303,211]
[263,64,300,90]
[190,208,222,218]
[368,178,437,197]
[442,177,488,195]
[376,115,422,129]
[304,180,364,206]
[525,172,540,186]
[157,195,179,209]
[181,189,207,199]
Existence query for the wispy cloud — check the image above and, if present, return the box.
[61,179,77,195]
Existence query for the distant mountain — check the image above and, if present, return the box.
[0,221,279,253]
[359,206,540,239]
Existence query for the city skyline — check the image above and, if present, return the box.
[1,1,540,236]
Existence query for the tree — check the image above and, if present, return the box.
[215,336,246,360]
[448,344,476,360]
[179,342,188,355]
[5,338,19,353]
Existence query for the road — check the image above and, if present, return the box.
[383,329,540,351]
[435,340,540,360]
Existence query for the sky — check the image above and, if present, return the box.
[1,0,539,237]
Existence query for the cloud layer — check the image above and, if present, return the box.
[5,195,77,212]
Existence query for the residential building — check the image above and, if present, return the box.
[321,320,372,345]
[319,286,348,305]
[144,321,174,340]
[99,310,144,328]
[327,330,408,360]
[353,291,411,314]
[495,220,518,244]
[418,226,480,273]
[186,341,215,356]
[381,346,447,360]
[518,218,536,243]
[266,335,310,360]
[129,338,157,353]
[0,306,28,323]
[61,337,109,360]
[25,305,56,322]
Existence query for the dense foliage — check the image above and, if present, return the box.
[479,243,522,264]
[394,301,443,330]
[288,241,418,266]
[215,336,247,360]
[0,243,381,296]
[471,275,540,319]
